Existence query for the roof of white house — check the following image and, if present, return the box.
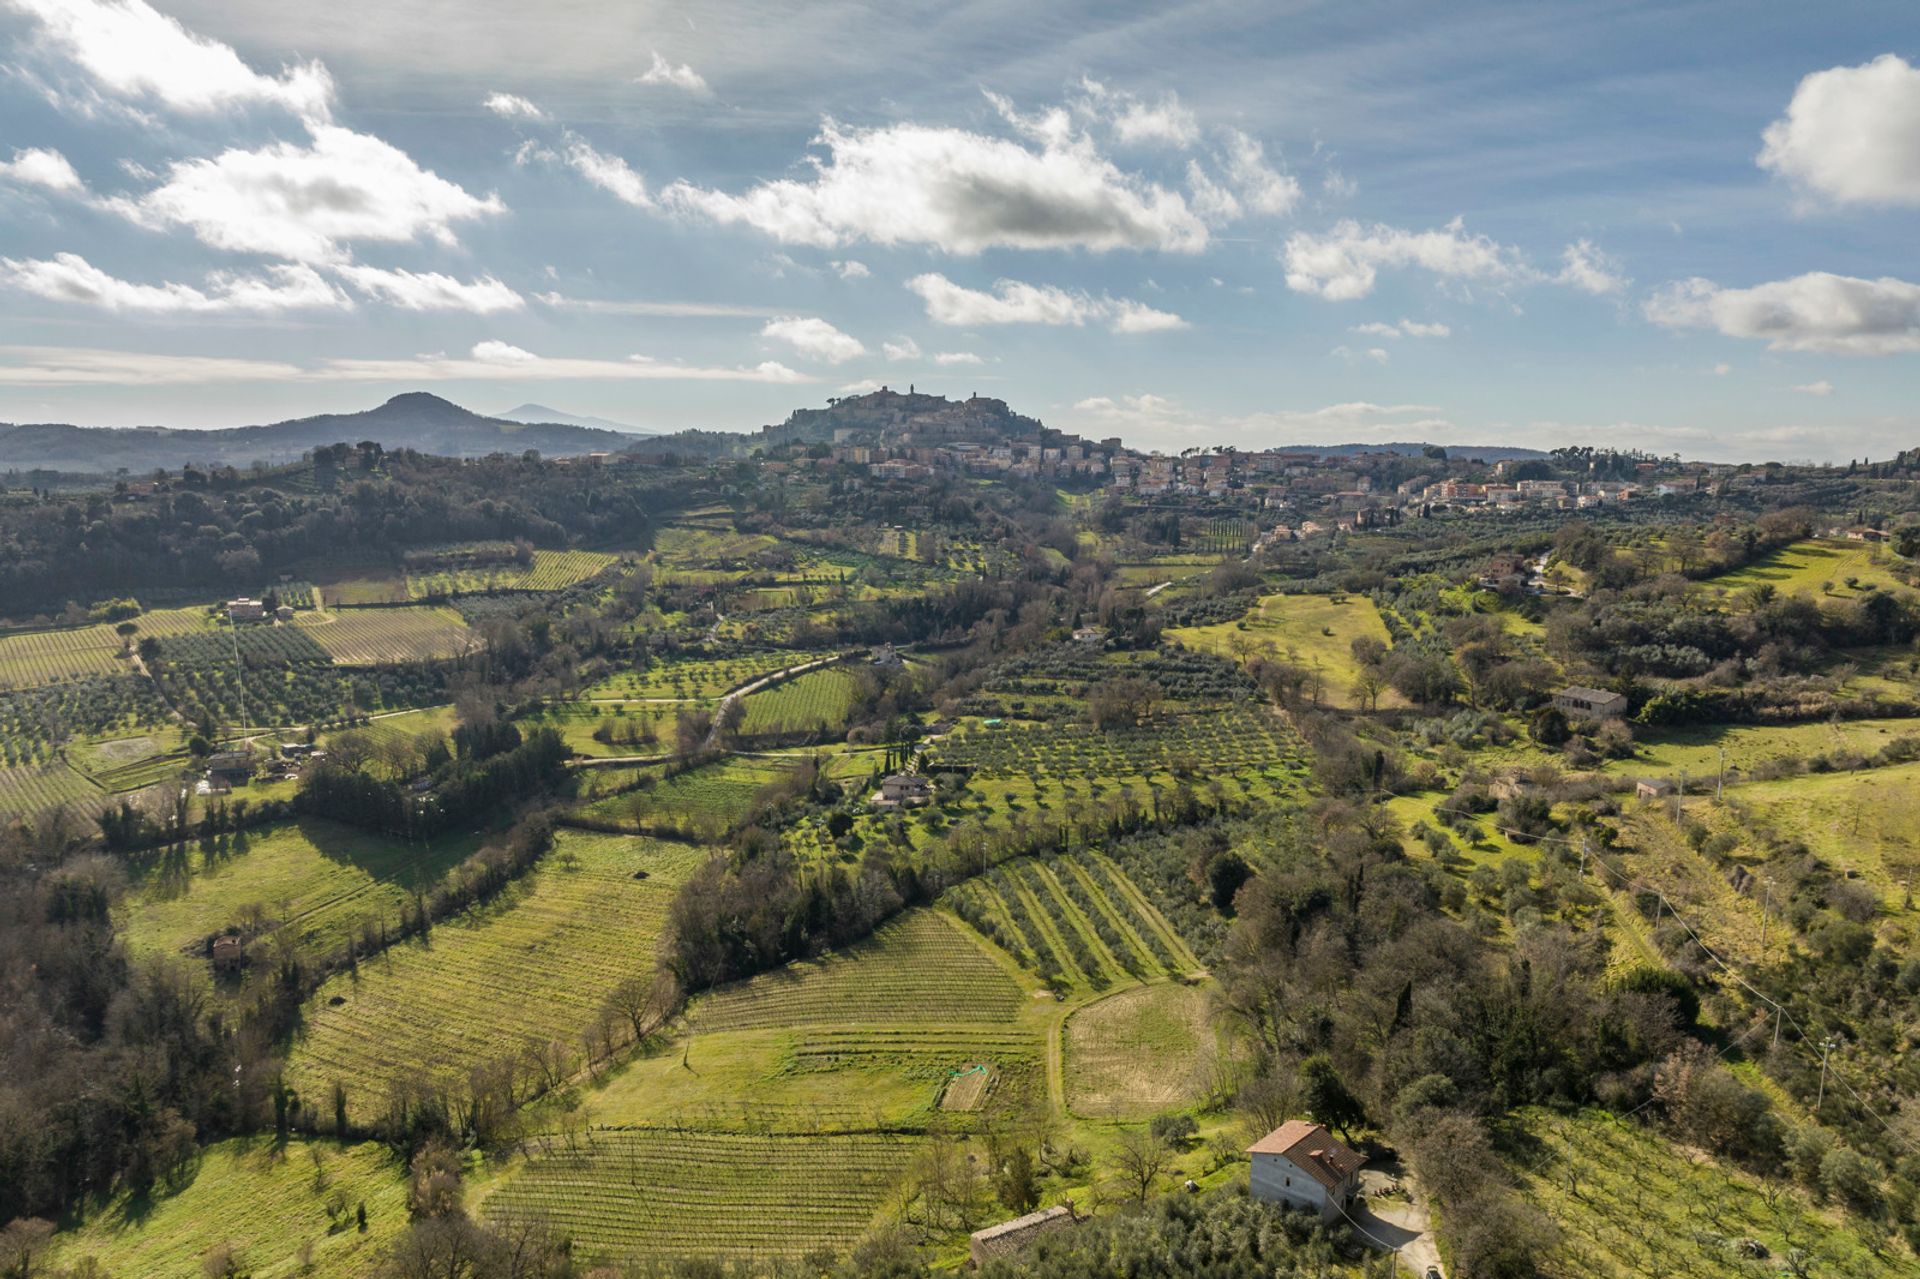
[1246,1121,1365,1191]
[970,1204,1072,1246]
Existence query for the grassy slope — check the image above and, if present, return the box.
[1168,592,1394,708]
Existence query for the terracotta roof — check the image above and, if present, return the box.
[1246,1120,1365,1192]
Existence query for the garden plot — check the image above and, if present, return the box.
[1063,981,1216,1119]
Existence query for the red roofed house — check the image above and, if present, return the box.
[1247,1120,1365,1222]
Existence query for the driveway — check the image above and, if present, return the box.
[1352,1167,1441,1278]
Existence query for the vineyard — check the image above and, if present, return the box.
[405,547,618,598]
[120,819,485,960]
[738,666,858,736]
[299,606,472,664]
[48,1136,407,1279]
[0,604,209,691]
[932,706,1302,782]
[942,853,1196,992]
[591,650,806,700]
[0,761,103,819]
[688,910,1027,1034]
[286,832,703,1123]
[483,1129,917,1262]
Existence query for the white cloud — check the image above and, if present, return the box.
[0,146,84,193]
[1712,362,1732,376]
[0,252,349,313]
[122,123,503,262]
[533,292,768,318]
[332,265,523,313]
[321,349,808,384]
[933,351,984,365]
[1184,160,1241,223]
[1218,128,1298,217]
[1758,54,1920,206]
[1350,318,1450,339]
[882,336,921,361]
[0,345,307,385]
[484,91,545,120]
[1644,272,1920,354]
[760,315,865,363]
[470,339,538,364]
[662,115,1207,254]
[906,273,1187,333]
[562,134,651,208]
[838,378,884,396]
[831,259,870,279]
[1331,344,1391,364]
[1283,217,1526,300]
[1110,93,1199,147]
[1557,239,1629,295]
[1791,379,1835,396]
[636,50,708,94]
[8,0,332,119]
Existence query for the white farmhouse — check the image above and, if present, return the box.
[1247,1120,1364,1222]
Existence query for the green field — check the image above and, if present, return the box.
[579,755,801,838]
[286,831,703,1123]
[1704,538,1911,602]
[1063,981,1217,1119]
[1167,592,1395,707]
[1511,1108,1909,1279]
[1721,761,1920,915]
[481,1129,917,1263]
[120,818,485,960]
[689,910,1028,1033]
[49,1137,407,1279]
[298,606,471,664]
[589,650,807,700]
[1605,717,1920,782]
[739,665,858,736]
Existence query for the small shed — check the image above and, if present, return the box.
[1247,1120,1364,1223]
[210,934,245,973]
[968,1205,1075,1268]
[275,604,296,622]
[1553,685,1628,720]
[1636,778,1676,800]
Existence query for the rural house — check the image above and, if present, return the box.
[1247,1120,1364,1222]
[205,751,253,787]
[968,1205,1074,1267]
[1553,685,1628,720]
[873,772,933,811]
[226,597,266,622]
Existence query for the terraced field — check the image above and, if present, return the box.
[0,759,103,819]
[120,818,484,960]
[739,665,858,736]
[286,832,703,1123]
[0,605,210,690]
[48,1136,407,1279]
[689,910,1027,1033]
[482,1129,917,1262]
[298,606,471,664]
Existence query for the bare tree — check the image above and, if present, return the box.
[1110,1127,1173,1202]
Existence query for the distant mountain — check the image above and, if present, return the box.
[496,403,656,435]
[0,393,643,473]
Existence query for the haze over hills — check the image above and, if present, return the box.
[495,403,657,435]
[0,386,1550,475]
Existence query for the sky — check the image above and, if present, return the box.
[0,0,1916,461]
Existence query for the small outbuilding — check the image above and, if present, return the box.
[1636,778,1676,801]
[968,1205,1075,1268]
[1247,1120,1364,1223]
[1553,685,1628,720]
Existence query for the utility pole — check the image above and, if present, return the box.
[1759,877,1772,953]
[1717,747,1726,803]
[1817,1037,1838,1116]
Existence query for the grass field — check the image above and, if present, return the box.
[579,755,801,838]
[286,831,703,1123]
[653,525,782,569]
[1719,761,1920,915]
[1063,981,1216,1119]
[298,606,471,664]
[689,910,1028,1034]
[1704,538,1911,602]
[1167,592,1395,708]
[514,700,677,756]
[0,759,103,819]
[739,666,858,736]
[482,1129,917,1263]
[0,605,210,691]
[1510,1108,1907,1279]
[1604,717,1920,783]
[49,1136,407,1279]
[120,818,485,960]
[589,650,805,700]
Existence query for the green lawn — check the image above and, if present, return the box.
[50,1137,407,1279]
[1168,592,1395,708]
[1703,538,1911,603]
